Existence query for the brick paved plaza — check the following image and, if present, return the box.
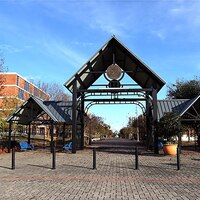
[0,139,200,200]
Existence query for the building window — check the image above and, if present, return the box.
[40,127,45,135]
[34,87,38,96]
[24,81,29,91]
[18,89,24,100]
[32,126,36,135]
[16,76,19,86]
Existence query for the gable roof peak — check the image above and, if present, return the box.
[64,37,165,95]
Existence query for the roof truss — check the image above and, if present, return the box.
[6,97,76,125]
[64,36,165,96]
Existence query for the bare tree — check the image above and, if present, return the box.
[31,80,71,101]
[47,83,71,101]
[33,80,49,93]
[0,57,6,95]
[0,56,4,72]
[0,56,9,132]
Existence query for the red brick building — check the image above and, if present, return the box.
[0,72,49,112]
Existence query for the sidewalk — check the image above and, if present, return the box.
[0,141,200,199]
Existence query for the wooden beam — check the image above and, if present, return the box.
[50,121,54,153]
[8,122,12,153]
[152,87,158,154]
[75,74,87,89]
[80,96,85,150]
[28,123,31,144]
[72,80,77,153]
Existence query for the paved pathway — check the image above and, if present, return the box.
[0,139,200,199]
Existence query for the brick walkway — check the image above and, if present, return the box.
[0,139,200,199]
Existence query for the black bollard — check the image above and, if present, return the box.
[177,147,180,170]
[135,147,139,170]
[52,141,56,169]
[93,148,96,170]
[12,146,15,170]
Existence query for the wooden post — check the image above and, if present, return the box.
[8,122,12,153]
[135,147,139,170]
[62,123,66,148]
[146,95,153,150]
[177,147,180,170]
[11,146,15,170]
[80,97,85,150]
[50,122,54,153]
[28,123,31,144]
[152,87,158,154]
[93,148,96,170]
[178,122,182,153]
[72,80,77,153]
[52,141,56,169]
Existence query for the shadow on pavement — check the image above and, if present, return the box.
[0,165,12,170]
[27,164,52,169]
[100,164,134,170]
[62,164,91,170]
[96,147,134,155]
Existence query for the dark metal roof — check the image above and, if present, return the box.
[179,95,200,117]
[157,99,190,121]
[64,36,165,96]
[33,97,58,121]
[43,101,72,123]
[6,96,73,124]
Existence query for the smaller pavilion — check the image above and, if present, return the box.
[158,95,200,122]
[158,95,200,146]
[6,96,81,153]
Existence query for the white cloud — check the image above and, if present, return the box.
[42,39,87,68]
[73,41,95,47]
[150,30,166,40]
[146,0,200,40]
[37,1,136,38]
[0,44,21,53]
[0,44,32,54]
[170,8,184,14]
[169,1,200,28]
[86,2,135,37]
[24,75,41,82]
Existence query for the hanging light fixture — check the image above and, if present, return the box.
[106,51,122,80]
[106,64,122,80]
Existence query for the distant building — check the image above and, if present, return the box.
[0,72,49,114]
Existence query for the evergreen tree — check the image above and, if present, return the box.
[167,77,200,99]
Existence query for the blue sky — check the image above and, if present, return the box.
[1,0,200,131]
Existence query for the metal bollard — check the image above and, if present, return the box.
[135,147,139,170]
[52,142,56,169]
[93,148,96,170]
[12,146,15,170]
[177,147,180,170]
